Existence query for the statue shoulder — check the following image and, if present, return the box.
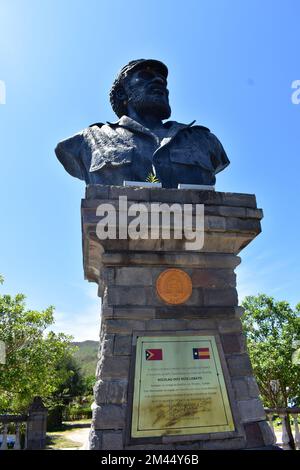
[191,124,211,133]
[189,125,224,148]
[55,129,86,180]
[56,123,108,156]
[188,125,230,173]
[55,125,98,180]
[55,128,87,159]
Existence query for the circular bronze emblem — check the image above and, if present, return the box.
[156,269,192,305]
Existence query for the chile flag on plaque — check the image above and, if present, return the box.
[193,347,210,360]
[145,349,163,361]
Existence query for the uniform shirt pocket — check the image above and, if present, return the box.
[89,146,134,172]
[169,147,213,171]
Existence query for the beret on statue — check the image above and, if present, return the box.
[109,59,168,117]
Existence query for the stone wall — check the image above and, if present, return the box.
[81,185,275,450]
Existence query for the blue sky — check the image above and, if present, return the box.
[0,0,299,340]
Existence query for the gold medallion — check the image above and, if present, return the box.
[156,268,192,305]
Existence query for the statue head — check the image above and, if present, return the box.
[110,59,171,120]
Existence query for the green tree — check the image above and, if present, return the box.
[241,294,300,408]
[46,355,86,429]
[83,374,96,396]
[0,283,76,413]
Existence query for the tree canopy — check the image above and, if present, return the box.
[0,281,76,413]
[242,294,300,408]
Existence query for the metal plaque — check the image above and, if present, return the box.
[156,269,193,305]
[131,335,234,438]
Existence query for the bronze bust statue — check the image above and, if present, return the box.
[55,59,229,188]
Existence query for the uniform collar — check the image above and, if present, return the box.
[106,116,196,145]
[107,115,195,133]
[108,115,156,138]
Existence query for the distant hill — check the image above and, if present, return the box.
[72,340,98,377]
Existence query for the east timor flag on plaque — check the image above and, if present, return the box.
[193,347,210,359]
[145,349,163,361]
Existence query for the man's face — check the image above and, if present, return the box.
[123,66,171,120]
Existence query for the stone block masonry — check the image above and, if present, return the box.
[81,185,275,450]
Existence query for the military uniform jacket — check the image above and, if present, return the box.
[55,115,229,188]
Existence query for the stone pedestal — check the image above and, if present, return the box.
[82,185,275,450]
[26,397,48,450]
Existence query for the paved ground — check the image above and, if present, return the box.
[47,423,296,450]
[59,429,285,450]
[275,432,283,446]
[63,426,90,450]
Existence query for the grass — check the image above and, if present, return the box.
[46,419,91,450]
[46,433,82,449]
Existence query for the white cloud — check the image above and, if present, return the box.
[47,284,102,341]
[50,304,101,341]
[236,254,297,305]
[84,283,100,301]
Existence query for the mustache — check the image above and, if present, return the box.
[128,91,170,103]
[147,83,169,95]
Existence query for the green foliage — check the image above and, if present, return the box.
[83,374,96,395]
[292,348,300,365]
[54,355,86,398]
[45,355,87,425]
[0,284,76,413]
[72,340,98,377]
[45,345,95,428]
[146,172,160,183]
[63,400,92,421]
[241,294,300,408]
[44,343,98,425]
